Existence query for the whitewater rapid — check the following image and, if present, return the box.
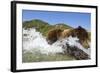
[23,28,64,55]
[23,28,90,55]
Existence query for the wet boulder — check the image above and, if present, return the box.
[63,43,89,60]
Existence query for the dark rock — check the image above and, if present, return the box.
[64,43,89,60]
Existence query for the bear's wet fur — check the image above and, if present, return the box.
[46,28,63,45]
[47,26,90,49]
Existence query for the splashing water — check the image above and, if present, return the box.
[61,36,90,55]
[23,28,64,55]
[23,28,90,55]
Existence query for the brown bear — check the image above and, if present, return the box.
[46,26,90,49]
[46,28,63,44]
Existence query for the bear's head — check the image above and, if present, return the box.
[71,26,90,48]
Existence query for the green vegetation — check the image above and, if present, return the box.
[23,19,72,36]
[54,23,72,29]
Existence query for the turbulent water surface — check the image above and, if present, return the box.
[23,28,90,56]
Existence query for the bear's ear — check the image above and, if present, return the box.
[78,26,82,29]
[77,26,87,32]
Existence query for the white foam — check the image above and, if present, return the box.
[23,28,64,55]
[62,36,90,55]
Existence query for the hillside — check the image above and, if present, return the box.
[23,19,72,36]
[54,23,72,30]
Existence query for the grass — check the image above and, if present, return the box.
[22,51,76,63]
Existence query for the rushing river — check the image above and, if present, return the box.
[23,28,90,56]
